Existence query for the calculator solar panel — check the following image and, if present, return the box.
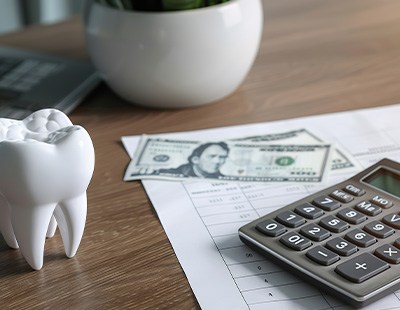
[239,158,400,308]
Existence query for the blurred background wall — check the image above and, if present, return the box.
[0,0,82,34]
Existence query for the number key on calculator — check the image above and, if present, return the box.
[239,158,400,308]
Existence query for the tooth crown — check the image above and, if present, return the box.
[0,109,73,142]
[0,109,95,270]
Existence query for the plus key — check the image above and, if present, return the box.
[375,244,400,264]
[335,253,389,283]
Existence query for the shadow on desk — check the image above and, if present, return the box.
[0,235,70,276]
[0,236,32,275]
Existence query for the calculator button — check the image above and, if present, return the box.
[335,253,389,283]
[336,208,367,224]
[256,219,286,237]
[275,211,305,228]
[280,232,312,251]
[343,184,365,197]
[345,229,377,247]
[371,195,393,209]
[329,190,354,203]
[299,224,330,241]
[312,196,341,211]
[319,215,349,233]
[393,238,400,249]
[354,201,382,216]
[382,213,400,229]
[294,203,324,219]
[326,237,358,256]
[306,246,339,266]
[363,221,394,239]
[374,244,400,264]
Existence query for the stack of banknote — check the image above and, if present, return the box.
[124,129,359,183]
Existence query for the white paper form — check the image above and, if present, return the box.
[122,104,400,310]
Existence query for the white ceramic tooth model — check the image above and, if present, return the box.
[0,109,95,270]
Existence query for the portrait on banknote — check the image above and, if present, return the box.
[155,142,230,178]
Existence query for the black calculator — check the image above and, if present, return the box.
[239,158,400,308]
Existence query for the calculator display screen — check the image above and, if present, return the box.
[363,167,400,198]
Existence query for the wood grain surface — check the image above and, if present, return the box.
[1,0,400,309]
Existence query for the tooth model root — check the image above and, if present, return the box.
[12,204,57,271]
[0,199,18,249]
[46,216,57,238]
[55,193,87,258]
[0,109,94,270]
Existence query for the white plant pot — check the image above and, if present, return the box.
[84,0,263,108]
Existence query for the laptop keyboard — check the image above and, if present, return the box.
[0,46,100,120]
[0,57,63,118]
[0,57,61,98]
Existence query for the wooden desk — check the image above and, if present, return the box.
[1,0,400,308]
